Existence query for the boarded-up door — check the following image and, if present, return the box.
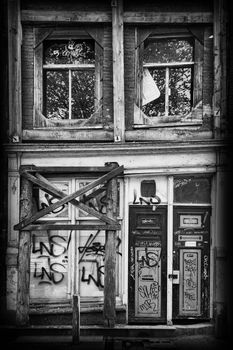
[128,206,167,324]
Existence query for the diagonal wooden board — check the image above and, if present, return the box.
[14,165,123,231]
[23,171,118,225]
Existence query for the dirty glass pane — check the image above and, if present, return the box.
[72,70,95,119]
[169,68,192,116]
[174,177,211,203]
[44,39,95,65]
[142,68,165,117]
[143,38,193,64]
[44,70,69,119]
[78,223,122,299]
[30,229,70,301]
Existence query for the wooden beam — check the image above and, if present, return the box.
[72,294,80,344]
[8,0,22,142]
[112,0,125,142]
[103,163,118,327]
[22,224,120,231]
[21,10,213,24]
[21,10,112,23]
[21,171,119,226]
[123,12,213,24]
[213,0,227,138]
[19,165,114,174]
[16,177,33,325]
[14,166,123,230]
[22,129,113,141]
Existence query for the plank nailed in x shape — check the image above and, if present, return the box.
[14,165,123,231]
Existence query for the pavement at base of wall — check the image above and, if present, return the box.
[2,334,230,350]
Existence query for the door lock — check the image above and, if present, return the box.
[168,270,180,284]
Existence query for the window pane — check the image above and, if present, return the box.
[143,38,193,64]
[169,68,192,116]
[44,40,95,65]
[44,70,69,119]
[30,229,70,301]
[142,68,165,117]
[72,70,95,119]
[174,177,211,203]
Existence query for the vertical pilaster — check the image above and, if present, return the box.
[112,0,125,142]
[213,0,227,138]
[103,163,118,327]
[16,177,33,325]
[8,0,22,142]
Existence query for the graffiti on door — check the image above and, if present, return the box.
[135,247,161,317]
[180,250,201,314]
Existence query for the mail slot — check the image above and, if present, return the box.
[173,206,210,320]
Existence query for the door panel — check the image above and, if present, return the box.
[128,205,167,324]
[173,206,210,320]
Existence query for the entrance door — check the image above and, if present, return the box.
[128,205,167,324]
[173,206,210,320]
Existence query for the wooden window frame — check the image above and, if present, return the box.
[133,27,205,129]
[30,27,113,141]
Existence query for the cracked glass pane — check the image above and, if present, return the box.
[143,38,193,64]
[44,39,95,65]
[169,67,192,116]
[142,69,165,117]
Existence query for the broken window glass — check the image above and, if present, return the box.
[138,37,194,124]
[174,176,211,203]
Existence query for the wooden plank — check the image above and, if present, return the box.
[22,224,120,231]
[16,177,33,325]
[103,164,118,327]
[21,10,213,24]
[21,10,112,23]
[112,0,125,142]
[14,166,123,230]
[213,0,227,138]
[213,1,221,138]
[8,0,22,142]
[21,171,118,225]
[193,38,203,111]
[72,294,80,344]
[34,29,43,127]
[22,129,114,141]
[20,165,114,174]
[123,12,213,24]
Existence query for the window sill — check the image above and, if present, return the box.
[22,129,114,141]
[34,125,104,130]
[133,121,203,129]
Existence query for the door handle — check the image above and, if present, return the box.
[168,270,180,284]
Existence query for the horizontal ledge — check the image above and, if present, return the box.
[17,224,121,231]
[143,62,194,68]
[22,129,113,141]
[43,64,95,70]
[133,122,203,128]
[21,10,213,24]
[20,165,117,173]
[4,140,227,154]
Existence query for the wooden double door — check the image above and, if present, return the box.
[128,205,210,324]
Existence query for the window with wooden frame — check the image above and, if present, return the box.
[30,177,123,307]
[34,28,103,129]
[134,27,209,128]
